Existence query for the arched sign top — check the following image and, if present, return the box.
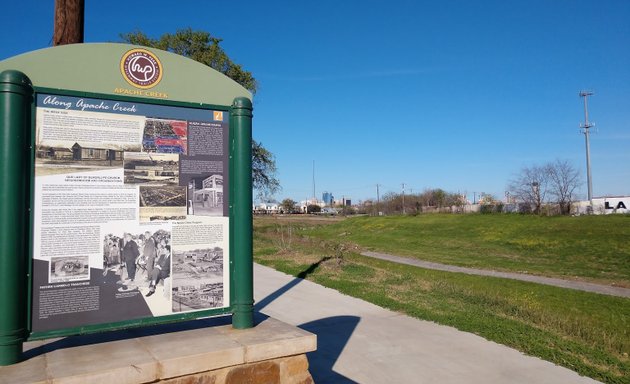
[0,43,251,106]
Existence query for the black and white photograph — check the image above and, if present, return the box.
[140,186,186,207]
[101,228,171,294]
[186,175,224,216]
[172,247,224,312]
[138,186,187,222]
[49,255,90,283]
[124,152,179,185]
[147,214,187,221]
[35,142,138,176]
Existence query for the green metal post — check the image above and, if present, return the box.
[231,97,254,329]
[0,70,33,365]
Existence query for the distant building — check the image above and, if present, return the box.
[573,196,630,215]
[322,192,334,206]
[299,198,325,213]
[253,202,280,214]
[333,198,351,207]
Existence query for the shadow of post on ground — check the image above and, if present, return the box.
[255,258,360,383]
[299,316,360,383]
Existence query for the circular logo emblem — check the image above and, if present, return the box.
[120,49,163,89]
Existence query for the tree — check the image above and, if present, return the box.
[121,28,257,93]
[252,140,280,198]
[478,193,499,205]
[307,204,321,214]
[546,160,581,215]
[508,165,549,214]
[280,198,297,214]
[121,29,279,197]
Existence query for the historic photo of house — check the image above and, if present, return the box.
[49,255,90,283]
[143,118,188,154]
[35,142,134,176]
[186,174,224,216]
[124,152,179,185]
[172,247,224,312]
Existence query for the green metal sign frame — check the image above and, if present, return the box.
[0,44,254,365]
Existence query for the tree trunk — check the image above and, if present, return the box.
[53,0,84,46]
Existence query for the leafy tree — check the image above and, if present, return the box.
[121,28,257,93]
[252,141,280,198]
[121,28,279,197]
[307,204,321,214]
[280,198,297,214]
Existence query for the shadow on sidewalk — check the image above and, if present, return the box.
[299,316,360,384]
[254,256,330,312]
[255,260,360,383]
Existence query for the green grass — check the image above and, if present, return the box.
[304,214,630,286]
[253,216,630,384]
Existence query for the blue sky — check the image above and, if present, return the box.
[2,1,629,203]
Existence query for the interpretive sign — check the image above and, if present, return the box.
[31,93,230,332]
[0,43,254,365]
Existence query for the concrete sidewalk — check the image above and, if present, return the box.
[254,263,600,384]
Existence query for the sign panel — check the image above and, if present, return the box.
[31,93,230,333]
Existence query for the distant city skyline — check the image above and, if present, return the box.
[2,1,628,203]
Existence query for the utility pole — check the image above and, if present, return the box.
[401,183,406,215]
[312,160,316,203]
[376,184,380,216]
[53,0,85,46]
[579,91,594,212]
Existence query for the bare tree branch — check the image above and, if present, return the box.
[547,159,581,215]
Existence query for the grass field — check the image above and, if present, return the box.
[305,214,630,287]
[253,215,630,384]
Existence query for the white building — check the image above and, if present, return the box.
[253,202,280,214]
[299,198,325,213]
[573,196,630,215]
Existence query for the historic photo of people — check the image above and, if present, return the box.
[102,228,171,295]
[172,247,224,312]
[49,255,90,283]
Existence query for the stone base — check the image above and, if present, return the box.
[161,354,313,384]
[0,316,316,384]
